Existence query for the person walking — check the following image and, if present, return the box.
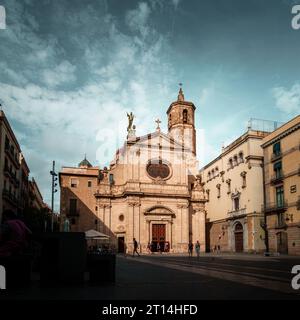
[157,242,161,253]
[188,241,194,257]
[132,238,140,257]
[147,242,151,254]
[195,241,200,259]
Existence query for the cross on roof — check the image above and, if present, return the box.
[155,118,161,130]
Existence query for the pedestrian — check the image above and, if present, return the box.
[164,242,169,253]
[147,242,151,254]
[132,238,140,257]
[150,241,154,254]
[157,242,161,253]
[0,210,32,257]
[195,241,200,259]
[188,241,193,257]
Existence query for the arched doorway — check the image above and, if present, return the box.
[276,232,288,254]
[234,223,244,252]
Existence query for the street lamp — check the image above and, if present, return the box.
[50,160,58,232]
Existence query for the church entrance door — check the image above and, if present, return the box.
[152,224,166,252]
[118,236,125,253]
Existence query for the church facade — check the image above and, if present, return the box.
[59,89,207,253]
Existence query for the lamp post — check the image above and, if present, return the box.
[50,160,58,232]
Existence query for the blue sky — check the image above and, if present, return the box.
[0,0,299,210]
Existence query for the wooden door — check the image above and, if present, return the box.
[234,223,244,252]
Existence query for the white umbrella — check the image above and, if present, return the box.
[85,229,110,240]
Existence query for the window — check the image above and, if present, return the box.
[70,178,78,188]
[215,167,219,176]
[109,174,114,184]
[273,142,281,156]
[216,184,221,198]
[69,199,77,215]
[95,206,98,211]
[278,213,285,227]
[88,181,92,187]
[234,197,240,211]
[183,109,188,123]
[239,152,244,163]
[273,161,282,178]
[241,171,247,188]
[119,214,124,222]
[211,169,215,178]
[228,158,233,169]
[276,186,284,208]
[208,172,211,180]
[226,179,231,194]
[233,155,238,166]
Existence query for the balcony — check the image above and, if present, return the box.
[2,189,20,206]
[66,209,80,217]
[228,208,246,218]
[262,201,288,214]
[271,152,282,162]
[3,165,11,177]
[5,145,20,169]
[270,172,284,185]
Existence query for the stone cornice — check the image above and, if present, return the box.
[262,123,300,148]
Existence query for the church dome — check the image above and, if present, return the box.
[78,156,92,168]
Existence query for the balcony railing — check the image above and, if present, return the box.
[67,209,80,217]
[228,208,246,218]
[2,189,20,206]
[270,172,284,185]
[271,152,282,162]
[262,201,288,213]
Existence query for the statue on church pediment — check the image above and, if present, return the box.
[127,112,134,132]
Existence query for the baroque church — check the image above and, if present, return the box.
[59,88,207,253]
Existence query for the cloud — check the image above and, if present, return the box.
[125,2,151,37]
[171,0,181,10]
[42,61,77,88]
[272,83,300,115]
[0,0,176,210]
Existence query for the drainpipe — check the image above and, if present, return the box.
[262,156,269,253]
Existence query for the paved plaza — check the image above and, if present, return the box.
[1,253,300,300]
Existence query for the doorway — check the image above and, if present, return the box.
[118,236,125,253]
[234,223,244,252]
[276,232,288,254]
[152,224,166,252]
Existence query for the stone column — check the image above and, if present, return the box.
[192,203,206,252]
[127,197,140,253]
[177,203,189,252]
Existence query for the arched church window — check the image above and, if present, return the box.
[183,109,188,123]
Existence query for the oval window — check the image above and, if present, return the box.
[147,162,170,179]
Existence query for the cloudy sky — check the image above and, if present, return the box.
[0,0,300,210]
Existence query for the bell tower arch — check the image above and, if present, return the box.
[166,87,197,155]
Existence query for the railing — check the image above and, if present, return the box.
[2,189,19,205]
[96,182,189,197]
[262,201,288,213]
[228,208,246,218]
[4,145,20,168]
[271,152,282,162]
[270,172,284,185]
[67,209,80,217]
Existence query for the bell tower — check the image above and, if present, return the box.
[167,87,196,155]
